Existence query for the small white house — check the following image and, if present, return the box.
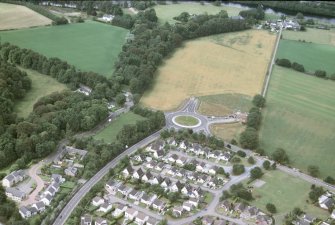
[98,203,112,213]
[92,196,105,206]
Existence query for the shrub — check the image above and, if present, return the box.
[324,176,335,184]
[252,94,266,107]
[307,165,319,177]
[232,164,245,175]
[292,62,305,72]
[315,70,326,78]
[263,160,271,170]
[237,150,246,158]
[247,156,255,164]
[330,73,335,80]
[231,156,241,163]
[240,127,259,149]
[266,203,277,213]
[250,167,263,179]
[276,58,291,68]
[271,148,289,164]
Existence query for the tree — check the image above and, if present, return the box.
[271,148,289,164]
[292,62,305,72]
[237,150,246,158]
[324,176,335,185]
[232,164,245,175]
[309,186,324,202]
[263,160,271,170]
[315,70,326,78]
[250,167,263,179]
[248,156,255,164]
[276,58,291,68]
[230,156,241,163]
[307,165,320,177]
[230,183,253,201]
[115,93,126,106]
[217,167,225,175]
[330,73,335,81]
[240,127,259,149]
[252,94,265,108]
[266,203,277,213]
[296,12,304,19]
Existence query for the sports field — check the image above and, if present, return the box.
[282,28,335,46]
[0,21,128,76]
[0,3,51,30]
[250,170,328,224]
[14,67,68,118]
[154,2,241,24]
[276,39,335,74]
[260,66,335,177]
[94,112,146,143]
[141,30,276,111]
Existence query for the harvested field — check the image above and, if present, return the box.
[282,28,335,46]
[210,123,245,142]
[0,3,51,30]
[141,30,276,111]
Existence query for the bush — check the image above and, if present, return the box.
[263,160,271,170]
[276,58,291,68]
[266,203,277,213]
[240,127,259,150]
[232,164,245,175]
[250,167,263,179]
[292,62,305,72]
[247,156,255,164]
[330,73,335,81]
[271,148,289,164]
[230,156,241,163]
[252,94,266,108]
[315,70,326,78]
[324,176,335,184]
[237,150,246,158]
[307,165,320,177]
[231,139,238,145]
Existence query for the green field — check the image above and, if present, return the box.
[153,3,241,24]
[175,116,199,126]
[276,39,335,74]
[250,170,329,223]
[282,28,335,46]
[0,21,128,76]
[14,67,68,118]
[260,66,335,177]
[94,112,146,143]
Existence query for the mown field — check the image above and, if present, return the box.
[282,28,335,46]
[260,66,335,177]
[250,170,329,224]
[14,67,68,118]
[153,2,241,24]
[0,21,128,76]
[94,112,146,143]
[276,39,335,74]
[0,2,51,30]
[141,30,276,111]
[210,123,245,142]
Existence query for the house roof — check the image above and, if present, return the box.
[116,203,127,210]
[153,198,165,207]
[95,217,107,224]
[6,187,25,198]
[136,211,147,220]
[100,202,111,209]
[125,166,134,173]
[125,207,137,215]
[136,168,144,176]
[34,201,45,209]
[147,217,159,225]
[19,206,30,214]
[322,198,334,208]
[44,193,53,201]
[93,196,104,203]
[81,214,92,222]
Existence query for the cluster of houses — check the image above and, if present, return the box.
[220,200,272,225]
[196,216,242,225]
[40,1,77,8]
[19,174,65,219]
[264,19,301,32]
[3,170,27,202]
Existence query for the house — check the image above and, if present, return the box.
[241,206,259,218]
[5,187,26,202]
[135,212,149,225]
[181,185,202,198]
[179,140,189,150]
[193,144,203,155]
[221,200,232,211]
[234,202,247,213]
[153,149,165,159]
[117,184,132,196]
[175,168,187,178]
[182,202,194,211]
[146,140,165,152]
[166,138,177,147]
[176,156,188,166]
[155,162,165,171]
[208,166,219,175]
[146,161,157,169]
[41,193,53,206]
[124,207,138,220]
[197,174,208,184]
[98,202,112,213]
[77,85,92,96]
[187,172,195,181]
[221,152,231,161]
[122,166,134,177]
[149,176,163,185]
[140,193,157,206]
[133,168,144,180]
[32,201,46,212]
[51,174,65,184]
[105,179,120,194]
[19,206,31,219]
[319,196,334,210]
[168,154,178,163]
[203,147,211,156]
[172,206,184,217]
[92,196,105,206]
[2,170,26,187]
[81,214,92,225]
[190,159,199,166]
[64,166,78,177]
[202,217,215,225]
[141,171,153,182]
[28,206,38,216]
[331,209,335,219]
[102,14,114,22]
[113,203,127,217]
[170,181,184,192]
[188,198,199,207]
[146,217,160,225]
[160,178,172,189]
[152,198,166,211]
[45,184,58,196]
[95,217,107,225]
[128,189,143,201]
[166,167,178,176]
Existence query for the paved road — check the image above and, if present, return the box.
[53,130,162,225]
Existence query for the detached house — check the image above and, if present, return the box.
[146,140,165,152]
[160,178,172,189]
[32,201,46,212]
[2,170,26,187]
[172,206,184,217]
[170,181,184,192]
[176,156,188,166]
[81,214,92,225]
[168,154,178,163]
[153,149,165,159]
[105,179,120,194]
[92,196,105,206]
[152,198,166,211]
[135,212,149,225]
[113,203,127,217]
[140,193,157,206]
[133,168,144,180]
[125,207,138,220]
[122,166,134,178]
[98,202,112,213]
[5,187,26,202]
[179,140,189,150]
[141,171,153,183]
[19,206,31,219]
[149,176,163,185]
[128,189,143,201]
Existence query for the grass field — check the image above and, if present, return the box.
[174,116,199,126]
[0,3,51,30]
[249,170,329,223]
[260,66,335,177]
[277,39,335,74]
[210,123,245,142]
[282,28,335,46]
[141,30,276,111]
[0,21,128,76]
[94,112,146,143]
[14,67,68,118]
[154,2,241,24]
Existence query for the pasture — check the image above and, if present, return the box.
[210,123,245,142]
[14,67,68,118]
[154,2,241,24]
[282,28,335,46]
[276,39,335,74]
[0,21,128,76]
[260,66,335,177]
[141,30,276,111]
[0,3,51,30]
[94,112,146,143]
[249,170,329,224]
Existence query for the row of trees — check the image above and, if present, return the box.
[239,5,265,20]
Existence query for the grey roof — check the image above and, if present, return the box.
[147,217,159,225]
[153,198,165,207]
[19,206,30,214]
[44,193,53,201]
[28,206,38,214]
[34,201,45,209]
[51,174,62,183]
[322,198,334,208]
[6,187,25,198]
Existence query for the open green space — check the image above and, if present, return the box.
[174,116,199,126]
[260,66,335,177]
[94,112,146,143]
[282,28,335,46]
[153,3,241,24]
[276,39,335,74]
[249,170,329,224]
[61,181,76,189]
[14,67,68,118]
[0,20,128,76]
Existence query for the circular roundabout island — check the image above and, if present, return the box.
[172,115,201,128]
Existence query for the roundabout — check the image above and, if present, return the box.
[172,115,201,128]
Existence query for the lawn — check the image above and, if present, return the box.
[276,39,335,74]
[153,2,241,24]
[210,123,245,142]
[174,116,199,126]
[61,181,76,189]
[282,28,335,46]
[94,112,146,143]
[260,66,335,178]
[141,30,276,111]
[249,170,329,224]
[0,20,128,76]
[14,67,68,118]
[0,2,51,30]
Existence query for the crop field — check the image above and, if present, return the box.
[0,21,128,76]
[0,3,51,30]
[250,170,329,224]
[141,30,276,111]
[282,28,335,46]
[210,123,245,142]
[260,66,335,177]
[94,112,146,143]
[14,67,68,118]
[154,2,241,24]
[276,39,335,74]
